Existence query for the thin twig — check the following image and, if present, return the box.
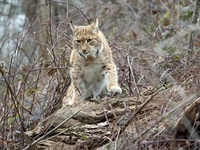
[46,1,90,24]
[114,128,120,150]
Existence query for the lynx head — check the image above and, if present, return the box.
[70,19,103,59]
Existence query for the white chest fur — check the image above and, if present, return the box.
[82,64,106,84]
[81,63,108,99]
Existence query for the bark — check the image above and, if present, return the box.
[23,96,142,150]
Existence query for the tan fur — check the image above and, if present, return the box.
[63,19,122,106]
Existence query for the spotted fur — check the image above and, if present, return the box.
[63,19,122,106]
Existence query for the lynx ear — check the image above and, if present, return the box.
[92,18,99,32]
[93,18,99,28]
[70,20,77,32]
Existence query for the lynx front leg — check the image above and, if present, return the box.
[104,63,122,95]
[71,70,93,100]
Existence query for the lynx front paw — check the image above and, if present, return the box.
[93,95,100,100]
[108,86,122,95]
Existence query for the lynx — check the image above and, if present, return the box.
[63,19,122,106]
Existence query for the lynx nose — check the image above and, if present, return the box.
[82,49,88,54]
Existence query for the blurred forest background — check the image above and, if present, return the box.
[0,0,200,149]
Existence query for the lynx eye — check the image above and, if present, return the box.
[76,40,81,44]
[86,38,92,43]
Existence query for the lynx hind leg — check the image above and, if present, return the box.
[62,83,75,106]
